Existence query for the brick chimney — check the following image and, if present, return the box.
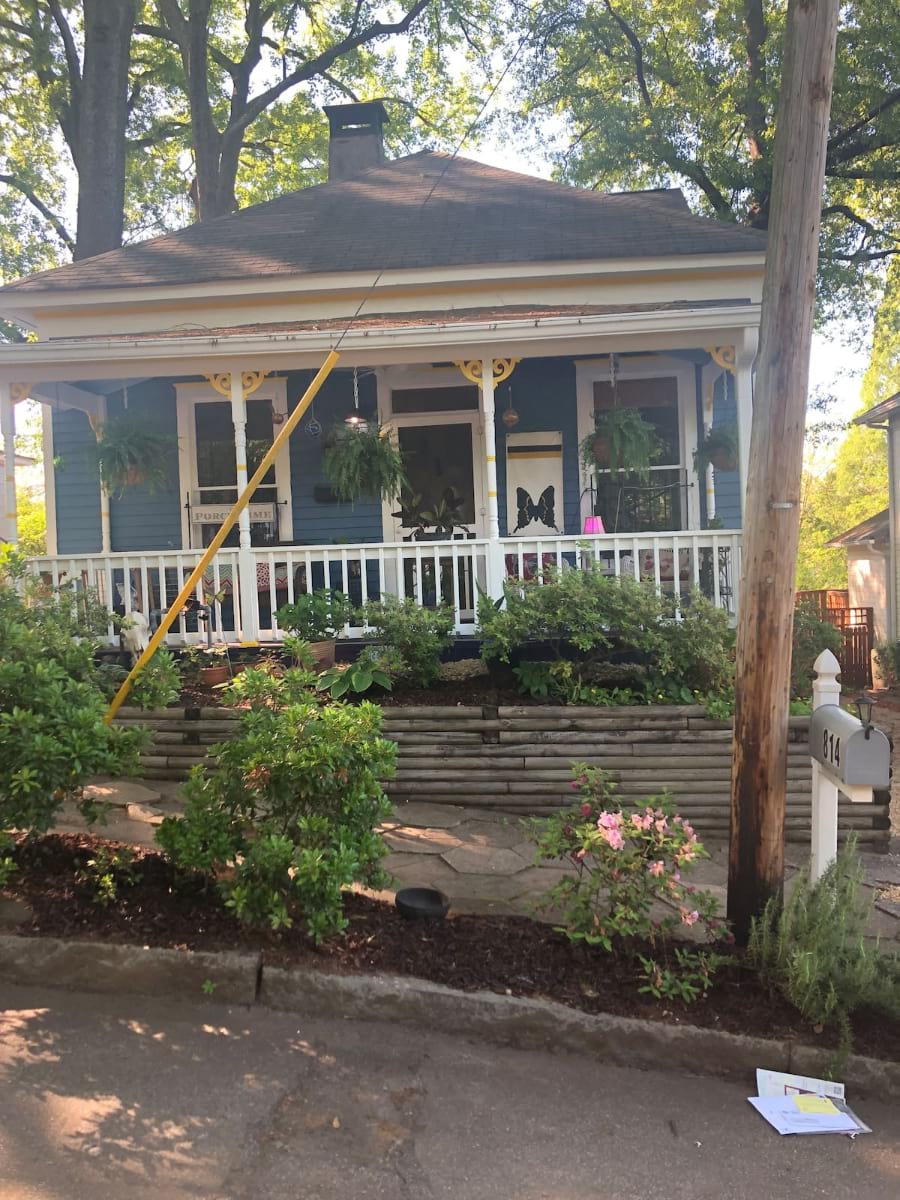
[324,100,389,182]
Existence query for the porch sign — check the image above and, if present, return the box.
[808,649,889,881]
[505,431,563,537]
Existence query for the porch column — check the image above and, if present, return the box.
[735,329,758,520]
[205,369,272,644]
[0,381,17,546]
[456,358,519,597]
[229,372,260,644]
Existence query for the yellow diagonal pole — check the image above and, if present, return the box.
[104,350,340,723]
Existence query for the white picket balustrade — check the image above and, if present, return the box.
[24,528,741,645]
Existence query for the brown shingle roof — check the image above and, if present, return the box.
[0,152,768,297]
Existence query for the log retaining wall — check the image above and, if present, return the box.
[115,704,891,846]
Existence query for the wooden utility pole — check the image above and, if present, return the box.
[728,0,840,943]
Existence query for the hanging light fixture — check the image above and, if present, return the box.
[501,383,519,430]
[344,366,369,431]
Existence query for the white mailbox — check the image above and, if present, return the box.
[808,649,891,883]
[808,704,890,790]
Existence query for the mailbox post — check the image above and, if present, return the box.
[808,650,890,881]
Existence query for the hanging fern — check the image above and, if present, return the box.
[580,407,662,481]
[92,416,174,497]
[322,426,408,502]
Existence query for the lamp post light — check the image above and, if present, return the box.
[852,692,877,739]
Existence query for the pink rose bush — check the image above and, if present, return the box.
[530,765,728,972]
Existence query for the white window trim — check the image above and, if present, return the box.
[175,377,292,549]
[375,366,486,540]
[575,355,700,531]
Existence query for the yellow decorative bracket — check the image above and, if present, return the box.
[455,358,520,387]
[204,370,272,399]
[705,346,736,374]
[10,383,30,402]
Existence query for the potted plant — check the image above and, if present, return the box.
[580,408,661,480]
[183,646,232,687]
[392,487,471,541]
[275,589,351,667]
[694,424,739,473]
[92,416,174,496]
[322,425,408,502]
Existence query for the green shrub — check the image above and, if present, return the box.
[129,648,182,710]
[275,590,351,642]
[791,602,842,698]
[747,839,900,1067]
[480,567,734,703]
[0,548,142,836]
[361,597,455,687]
[156,668,396,940]
[874,640,900,689]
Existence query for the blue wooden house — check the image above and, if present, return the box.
[0,101,764,643]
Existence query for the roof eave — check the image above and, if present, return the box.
[0,250,767,317]
[0,301,761,384]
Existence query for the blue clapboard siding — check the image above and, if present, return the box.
[107,382,183,551]
[52,408,102,554]
[712,372,741,528]
[495,358,580,537]
[286,370,383,544]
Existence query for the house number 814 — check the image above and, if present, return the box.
[823,730,841,768]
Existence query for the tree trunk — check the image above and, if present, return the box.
[184,0,226,220]
[728,0,840,944]
[74,0,136,260]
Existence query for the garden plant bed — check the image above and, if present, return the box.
[6,833,900,1065]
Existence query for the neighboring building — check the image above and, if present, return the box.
[827,510,890,645]
[0,101,765,643]
[855,394,900,644]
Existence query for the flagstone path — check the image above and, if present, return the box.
[42,779,900,945]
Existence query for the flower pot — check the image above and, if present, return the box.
[199,664,231,686]
[308,638,336,669]
[708,448,738,472]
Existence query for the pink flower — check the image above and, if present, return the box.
[654,816,668,835]
[598,811,622,830]
[598,826,625,851]
[581,803,592,818]
[648,860,665,877]
[574,848,588,861]
[570,781,580,791]
[677,847,696,865]
[680,909,700,927]
[631,811,653,831]
[682,821,695,838]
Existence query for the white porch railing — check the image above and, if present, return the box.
[24,529,741,646]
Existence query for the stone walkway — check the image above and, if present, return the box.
[43,779,900,947]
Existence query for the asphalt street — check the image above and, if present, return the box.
[0,983,898,1199]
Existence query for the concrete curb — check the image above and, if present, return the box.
[2,934,898,1097]
[0,935,260,1006]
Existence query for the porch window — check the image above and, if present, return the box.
[391,385,478,413]
[591,377,686,533]
[194,400,277,504]
[398,423,476,528]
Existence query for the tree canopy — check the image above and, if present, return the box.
[0,0,498,274]
[521,0,900,316]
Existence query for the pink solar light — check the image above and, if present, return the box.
[583,515,605,534]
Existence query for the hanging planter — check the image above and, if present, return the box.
[580,407,661,481]
[93,416,174,496]
[322,425,408,502]
[694,424,739,474]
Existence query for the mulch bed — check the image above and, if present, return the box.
[179,678,550,710]
[6,833,899,1064]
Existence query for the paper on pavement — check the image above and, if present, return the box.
[748,1096,868,1136]
[755,1069,845,1101]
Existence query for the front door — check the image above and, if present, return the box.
[391,418,482,541]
